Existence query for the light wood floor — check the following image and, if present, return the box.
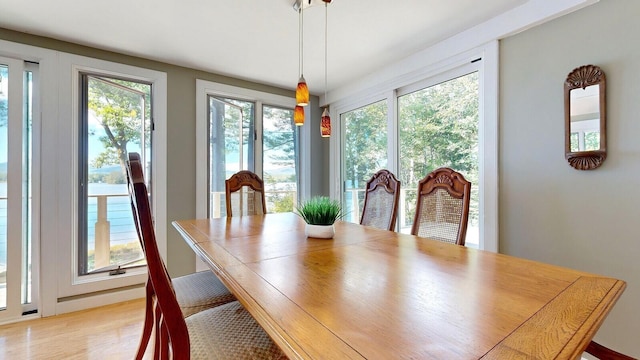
[0,299,149,360]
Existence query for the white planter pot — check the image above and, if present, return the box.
[305,224,335,239]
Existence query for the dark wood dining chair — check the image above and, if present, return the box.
[585,341,636,360]
[225,170,267,216]
[411,167,471,246]
[128,153,235,318]
[126,153,236,359]
[360,169,401,231]
[127,154,286,359]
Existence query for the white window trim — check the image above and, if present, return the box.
[54,53,166,309]
[1,40,57,318]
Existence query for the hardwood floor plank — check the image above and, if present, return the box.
[0,299,147,359]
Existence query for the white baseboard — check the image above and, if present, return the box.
[54,286,145,316]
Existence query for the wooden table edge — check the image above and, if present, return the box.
[481,276,626,359]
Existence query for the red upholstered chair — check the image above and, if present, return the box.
[225,170,267,216]
[411,167,471,246]
[360,169,401,231]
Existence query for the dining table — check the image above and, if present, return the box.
[172,212,626,360]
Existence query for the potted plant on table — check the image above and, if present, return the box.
[295,196,345,239]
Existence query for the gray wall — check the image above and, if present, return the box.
[500,0,639,356]
[0,28,329,278]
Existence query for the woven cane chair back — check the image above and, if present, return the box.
[411,167,471,246]
[360,169,401,231]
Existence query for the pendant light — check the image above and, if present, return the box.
[320,0,331,137]
[295,5,309,109]
[294,105,305,126]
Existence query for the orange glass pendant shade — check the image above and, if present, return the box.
[294,105,305,126]
[321,108,331,137]
[296,76,309,106]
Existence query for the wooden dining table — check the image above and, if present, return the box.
[173,212,625,360]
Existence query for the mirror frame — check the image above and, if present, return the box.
[564,64,606,170]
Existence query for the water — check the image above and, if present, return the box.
[0,182,138,269]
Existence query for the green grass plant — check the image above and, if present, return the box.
[295,196,344,225]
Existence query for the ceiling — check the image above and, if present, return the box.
[0,0,529,95]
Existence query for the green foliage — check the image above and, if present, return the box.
[343,73,480,227]
[86,241,144,271]
[344,100,388,189]
[88,171,126,184]
[570,132,579,152]
[212,97,254,156]
[88,76,150,169]
[263,106,296,167]
[295,196,344,225]
[398,73,480,225]
[585,131,600,151]
[0,97,7,126]
[271,192,294,213]
[0,67,7,126]
[105,171,126,184]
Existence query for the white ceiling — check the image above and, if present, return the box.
[0,0,529,94]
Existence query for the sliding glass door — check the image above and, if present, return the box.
[341,100,388,224]
[339,66,482,247]
[397,72,479,245]
[0,57,37,322]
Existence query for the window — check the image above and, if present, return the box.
[196,80,300,219]
[262,105,298,213]
[207,97,254,217]
[332,45,498,251]
[341,100,388,224]
[0,57,38,322]
[54,53,166,311]
[570,119,600,152]
[398,72,479,244]
[77,74,151,275]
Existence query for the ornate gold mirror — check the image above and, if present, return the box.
[564,65,606,170]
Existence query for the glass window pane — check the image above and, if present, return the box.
[208,97,254,218]
[342,100,388,224]
[398,72,479,245]
[81,75,150,274]
[0,64,8,309]
[263,105,297,213]
[22,70,32,305]
[0,64,34,311]
[584,131,600,151]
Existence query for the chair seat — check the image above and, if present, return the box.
[187,301,287,359]
[173,270,237,318]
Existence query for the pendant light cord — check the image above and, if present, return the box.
[300,5,304,77]
[324,2,328,102]
[298,6,301,78]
